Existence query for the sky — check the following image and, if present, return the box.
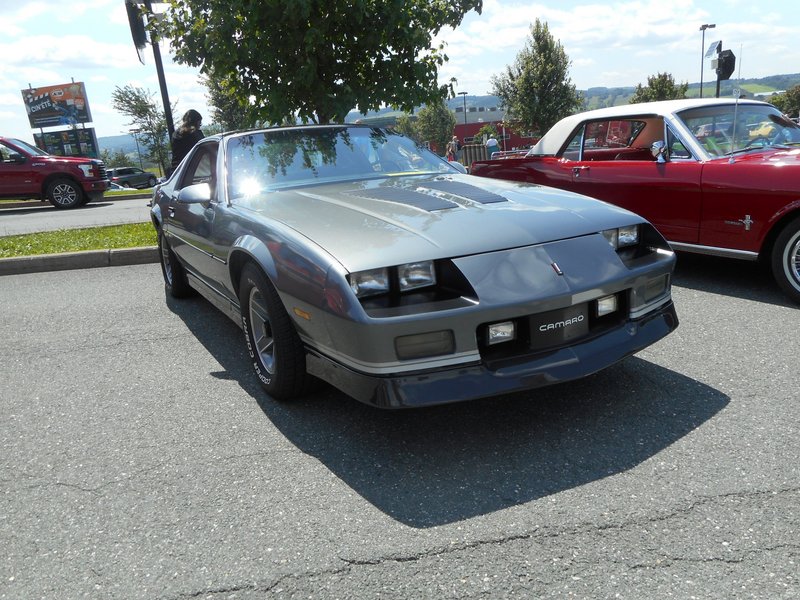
[1,0,799,142]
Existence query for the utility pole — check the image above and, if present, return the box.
[126,0,174,139]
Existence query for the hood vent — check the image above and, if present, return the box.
[420,180,508,204]
[354,186,457,211]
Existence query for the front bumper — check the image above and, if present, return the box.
[306,300,678,408]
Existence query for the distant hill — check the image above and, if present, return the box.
[99,73,800,157]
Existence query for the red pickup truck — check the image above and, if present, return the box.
[0,136,109,209]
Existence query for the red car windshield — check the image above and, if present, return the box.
[678,104,800,155]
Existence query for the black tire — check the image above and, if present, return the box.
[158,230,194,298]
[147,176,157,187]
[771,217,800,303]
[239,263,309,400]
[47,178,84,209]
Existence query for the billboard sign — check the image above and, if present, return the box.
[34,127,100,159]
[21,82,94,129]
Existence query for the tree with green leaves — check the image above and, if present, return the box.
[99,148,132,169]
[154,0,482,126]
[475,123,498,143]
[111,85,171,174]
[770,84,800,120]
[629,72,688,104]
[393,114,419,143]
[413,101,457,154]
[202,68,255,132]
[490,19,581,136]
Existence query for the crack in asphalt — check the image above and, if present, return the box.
[627,542,800,569]
[163,486,799,598]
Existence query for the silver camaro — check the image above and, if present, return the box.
[151,125,678,408]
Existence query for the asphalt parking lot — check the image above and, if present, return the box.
[1,254,797,599]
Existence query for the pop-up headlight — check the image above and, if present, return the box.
[348,268,389,298]
[602,225,640,249]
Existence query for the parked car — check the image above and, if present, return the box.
[107,166,157,189]
[0,136,109,208]
[470,98,800,303]
[151,125,678,408]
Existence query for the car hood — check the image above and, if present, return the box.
[724,146,800,164]
[239,174,641,272]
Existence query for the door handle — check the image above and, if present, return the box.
[168,207,175,218]
[572,166,589,178]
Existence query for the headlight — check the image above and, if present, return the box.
[349,260,437,299]
[398,261,436,292]
[602,225,640,249]
[348,268,389,298]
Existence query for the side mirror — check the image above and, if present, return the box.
[177,182,212,204]
[10,153,26,164]
[651,140,667,164]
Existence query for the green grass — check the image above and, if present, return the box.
[0,222,156,258]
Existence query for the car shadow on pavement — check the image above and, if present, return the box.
[167,293,729,529]
[672,252,794,307]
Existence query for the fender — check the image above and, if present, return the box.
[228,234,278,296]
[762,198,800,246]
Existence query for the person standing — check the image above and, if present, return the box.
[170,109,204,172]
[446,136,458,161]
[485,134,499,159]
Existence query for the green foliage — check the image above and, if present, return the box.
[111,86,171,174]
[413,101,457,154]
[0,223,156,258]
[769,85,800,119]
[202,67,256,131]
[490,19,582,136]
[99,148,132,168]
[154,0,482,125]
[475,124,498,142]
[630,72,688,103]
[393,114,418,142]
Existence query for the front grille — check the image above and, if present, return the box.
[477,294,629,368]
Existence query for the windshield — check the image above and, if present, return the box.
[226,126,455,200]
[677,103,800,156]
[10,138,49,156]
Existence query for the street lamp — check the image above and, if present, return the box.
[699,23,716,98]
[129,129,143,170]
[457,91,468,127]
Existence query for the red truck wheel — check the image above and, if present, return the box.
[47,178,84,209]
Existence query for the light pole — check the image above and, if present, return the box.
[129,129,143,170]
[457,91,468,127]
[699,23,716,98]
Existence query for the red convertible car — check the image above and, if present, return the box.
[471,98,800,303]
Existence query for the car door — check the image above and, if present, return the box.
[563,120,704,244]
[130,168,147,187]
[0,141,39,197]
[162,141,240,299]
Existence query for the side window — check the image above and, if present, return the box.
[178,145,218,196]
[666,127,692,160]
[562,129,583,160]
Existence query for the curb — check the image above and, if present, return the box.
[0,193,151,210]
[0,246,159,276]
